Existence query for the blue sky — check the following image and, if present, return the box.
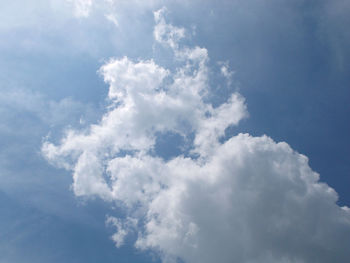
[1,1,350,262]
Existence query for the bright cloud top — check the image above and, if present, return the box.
[42,8,350,263]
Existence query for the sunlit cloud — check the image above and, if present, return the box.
[42,7,350,263]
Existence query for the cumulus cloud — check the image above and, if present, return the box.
[43,8,350,263]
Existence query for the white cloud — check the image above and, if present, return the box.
[43,8,350,263]
[154,7,185,50]
[67,0,93,17]
[105,13,119,27]
[219,61,234,87]
[106,216,137,247]
[136,134,350,263]
[66,0,162,19]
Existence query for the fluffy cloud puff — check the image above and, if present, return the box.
[42,8,350,263]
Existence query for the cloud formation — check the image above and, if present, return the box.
[43,8,350,263]
[66,0,161,18]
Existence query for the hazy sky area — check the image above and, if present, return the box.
[1,1,350,263]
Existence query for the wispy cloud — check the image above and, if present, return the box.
[68,0,93,18]
[105,13,119,27]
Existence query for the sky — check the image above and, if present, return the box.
[0,0,350,262]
